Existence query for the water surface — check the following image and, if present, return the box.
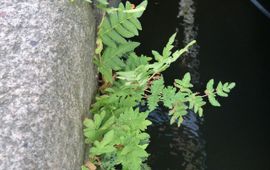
[131,0,270,169]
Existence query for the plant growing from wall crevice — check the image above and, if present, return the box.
[80,1,236,169]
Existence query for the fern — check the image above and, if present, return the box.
[94,1,147,83]
[162,86,177,109]
[90,130,116,156]
[84,108,151,170]
[125,53,151,71]
[174,72,193,94]
[205,79,236,107]
[147,77,164,110]
[150,34,196,74]
[187,94,206,116]
[95,41,140,82]
[98,1,147,47]
[81,1,236,169]
[83,111,115,143]
[147,73,235,126]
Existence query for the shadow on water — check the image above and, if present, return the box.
[126,0,270,169]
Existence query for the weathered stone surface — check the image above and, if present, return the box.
[0,0,97,169]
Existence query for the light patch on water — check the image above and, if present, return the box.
[177,0,200,84]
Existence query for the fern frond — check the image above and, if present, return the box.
[149,35,196,75]
[98,1,147,46]
[125,53,151,71]
[162,86,177,109]
[117,65,150,86]
[169,102,188,127]
[147,78,164,111]
[162,33,176,57]
[95,41,140,83]
[188,94,206,116]
[205,79,236,107]
[84,111,115,143]
[174,73,193,94]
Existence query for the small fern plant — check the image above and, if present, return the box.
[81,1,236,170]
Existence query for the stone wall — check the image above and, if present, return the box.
[0,0,97,169]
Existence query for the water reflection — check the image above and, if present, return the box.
[145,0,206,169]
[146,108,206,170]
[177,0,200,84]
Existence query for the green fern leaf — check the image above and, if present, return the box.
[171,40,196,61]
[110,10,135,38]
[81,165,88,170]
[147,94,160,111]
[151,50,162,62]
[129,17,142,30]
[150,77,165,94]
[125,53,151,71]
[99,17,111,34]
[118,108,151,131]
[208,94,221,107]
[162,86,177,109]
[101,34,117,48]
[99,65,113,82]
[122,19,139,36]
[147,78,164,111]
[90,130,116,156]
[174,73,193,93]
[228,82,236,89]
[162,33,176,57]
[206,79,214,92]
[132,0,148,18]
[149,39,196,74]
[83,111,113,143]
[115,24,134,38]
[223,82,236,93]
[169,102,187,126]
[188,94,206,114]
[99,1,147,47]
[97,0,109,6]
[216,82,228,97]
[118,3,126,20]
[198,108,203,117]
[108,30,127,44]
[113,41,140,57]
[97,41,140,82]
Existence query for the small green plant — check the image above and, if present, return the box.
[81,1,235,170]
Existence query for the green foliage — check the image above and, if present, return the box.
[174,72,193,93]
[90,130,116,155]
[93,1,148,83]
[98,1,147,48]
[83,111,115,143]
[94,41,140,82]
[187,94,205,117]
[148,78,164,110]
[84,108,151,170]
[81,165,88,170]
[81,0,236,169]
[205,79,236,107]
[150,34,196,74]
[125,53,151,71]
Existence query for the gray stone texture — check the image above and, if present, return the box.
[0,0,97,169]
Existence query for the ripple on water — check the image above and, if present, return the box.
[146,106,206,170]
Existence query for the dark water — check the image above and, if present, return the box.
[198,1,270,170]
[128,0,270,169]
